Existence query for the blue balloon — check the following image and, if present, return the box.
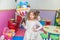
[20,1,28,6]
[20,1,24,6]
[16,1,30,8]
[21,5,27,8]
[26,2,28,5]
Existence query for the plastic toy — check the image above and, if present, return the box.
[0,35,5,40]
[40,20,45,26]
[1,27,15,40]
[45,20,51,25]
[54,10,60,26]
[8,19,16,30]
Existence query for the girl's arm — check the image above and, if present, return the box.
[36,21,47,34]
[22,20,28,30]
[36,21,43,31]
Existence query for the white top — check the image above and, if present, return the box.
[24,20,43,31]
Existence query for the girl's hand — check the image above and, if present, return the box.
[41,28,47,34]
[43,30,47,34]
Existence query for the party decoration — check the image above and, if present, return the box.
[15,1,30,29]
[16,1,30,9]
[16,1,30,22]
[16,1,30,14]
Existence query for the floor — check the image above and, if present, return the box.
[12,28,25,40]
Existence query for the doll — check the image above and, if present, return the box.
[1,27,15,40]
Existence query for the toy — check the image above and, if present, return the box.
[8,19,16,30]
[15,1,30,29]
[54,10,60,26]
[1,27,15,40]
[0,35,5,40]
[45,20,51,25]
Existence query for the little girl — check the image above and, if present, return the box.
[23,10,44,40]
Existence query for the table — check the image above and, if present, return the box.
[43,25,60,40]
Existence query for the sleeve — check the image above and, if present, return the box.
[36,21,43,31]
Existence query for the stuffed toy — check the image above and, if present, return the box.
[8,19,16,30]
[0,27,15,40]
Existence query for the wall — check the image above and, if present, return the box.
[17,0,60,10]
[0,0,16,10]
[0,0,16,36]
[31,9,56,25]
[28,0,60,10]
[40,10,56,25]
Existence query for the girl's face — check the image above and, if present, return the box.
[29,12,35,20]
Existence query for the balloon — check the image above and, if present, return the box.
[22,5,27,8]
[16,1,30,9]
